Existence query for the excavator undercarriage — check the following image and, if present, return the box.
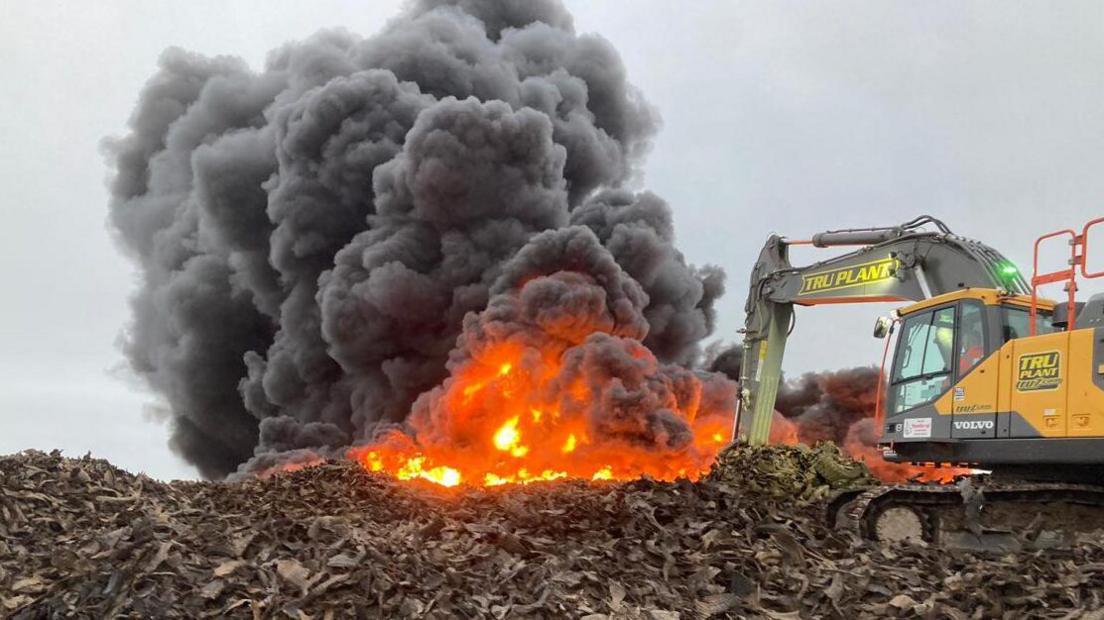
[828,477,1104,552]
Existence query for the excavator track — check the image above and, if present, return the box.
[830,477,1104,552]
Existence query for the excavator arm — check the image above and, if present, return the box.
[737,215,1028,444]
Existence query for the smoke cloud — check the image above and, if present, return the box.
[774,367,881,445]
[706,344,883,452]
[107,0,725,478]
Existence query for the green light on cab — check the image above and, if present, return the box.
[1000,264,1019,276]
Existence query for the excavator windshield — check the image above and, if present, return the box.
[890,306,956,413]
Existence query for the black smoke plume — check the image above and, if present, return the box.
[707,343,881,448]
[107,0,725,478]
[773,367,880,445]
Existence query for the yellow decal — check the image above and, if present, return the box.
[953,404,994,413]
[1016,351,1062,391]
[799,257,898,296]
[754,341,766,381]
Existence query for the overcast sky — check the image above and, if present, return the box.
[1,1,1100,480]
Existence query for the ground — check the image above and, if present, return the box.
[2,447,1103,618]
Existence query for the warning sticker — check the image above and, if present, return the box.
[953,387,965,402]
[754,342,766,382]
[903,417,933,439]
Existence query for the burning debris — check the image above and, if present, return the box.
[108,0,727,481]
[707,347,968,484]
[7,450,1104,617]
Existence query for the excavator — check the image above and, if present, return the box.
[736,214,1104,549]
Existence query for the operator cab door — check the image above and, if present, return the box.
[948,300,998,439]
[888,305,957,440]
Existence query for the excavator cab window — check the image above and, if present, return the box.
[890,306,956,413]
[1002,306,1054,341]
[957,301,986,377]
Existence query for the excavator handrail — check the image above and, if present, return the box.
[1030,216,1104,334]
[1030,228,1077,335]
[1082,217,1104,279]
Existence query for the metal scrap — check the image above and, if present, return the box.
[2,448,1103,618]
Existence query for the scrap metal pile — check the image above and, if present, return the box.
[4,448,1104,618]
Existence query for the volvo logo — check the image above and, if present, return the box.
[953,420,994,431]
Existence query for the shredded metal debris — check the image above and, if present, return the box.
[3,448,1104,618]
[708,443,875,501]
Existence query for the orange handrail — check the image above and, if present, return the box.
[1030,228,1076,336]
[1030,217,1104,334]
[1082,217,1104,279]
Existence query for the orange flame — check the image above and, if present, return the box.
[842,440,971,484]
[350,340,734,488]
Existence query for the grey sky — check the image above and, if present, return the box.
[1,1,1100,480]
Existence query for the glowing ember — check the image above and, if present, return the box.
[397,458,463,488]
[561,434,577,454]
[493,415,529,457]
[254,457,327,479]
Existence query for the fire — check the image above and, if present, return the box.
[396,457,462,487]
[354,337,962,490]
[561,434,577,453]
[591,466,613,480]
[493,416,529,457]
[254,457,326,478]
[361,451,463,487]
[345,259,737,490]
[768,412,801,446]
[350,335,735,489]
[842,440,971,484]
